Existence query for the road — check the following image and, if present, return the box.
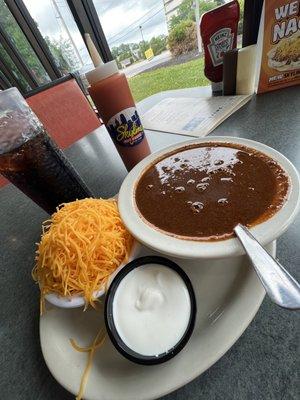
[123,50,172,78]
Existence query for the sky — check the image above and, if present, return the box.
[94,0,168,48]
[23,0,168,67]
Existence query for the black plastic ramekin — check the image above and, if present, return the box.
[104,256,197,365]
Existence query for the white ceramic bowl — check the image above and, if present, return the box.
[118,137,300,259]
[45,240,140,308]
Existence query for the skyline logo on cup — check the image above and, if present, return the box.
[107,107,145,147]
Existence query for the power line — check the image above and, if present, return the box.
[107,4,159,40]
[107,2,162,42]
[109,7,165,45]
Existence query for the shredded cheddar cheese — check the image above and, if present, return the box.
[70,328,106,400]
[32,198,133,313]
[273,34,300,63]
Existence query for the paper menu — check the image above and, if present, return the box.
[141,95,252,137]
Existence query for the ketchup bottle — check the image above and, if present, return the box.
[200,0,240,94]
[85,34,150,171]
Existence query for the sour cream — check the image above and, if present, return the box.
[112,263,191,356]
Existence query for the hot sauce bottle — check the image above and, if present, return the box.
[200,1,240,94]
[85,34,150,171]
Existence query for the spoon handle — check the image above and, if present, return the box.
[234,224,300,310]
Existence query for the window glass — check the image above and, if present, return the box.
[93,0,245,102]
[0,0,50,86]
[23,0,93,75]
[0,69,10,89]
[0,43,31,92]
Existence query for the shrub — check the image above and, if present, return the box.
[168,20,197,56]
[149,35,167,56]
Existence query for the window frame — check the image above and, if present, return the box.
[4,0,62,80]
[0,53,24,91]
[66,0,113,63]
[0,22,39,89]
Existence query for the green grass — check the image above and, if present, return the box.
[129,57,209,102]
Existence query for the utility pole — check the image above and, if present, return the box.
[51,0,84,66]
[139,25,145,43]
[139,25,146,58]
[162,0,169,33]
[193,0,202,54]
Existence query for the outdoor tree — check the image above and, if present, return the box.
[0,0,49,84]
[138,40,150,59]
[238,0,245,34]
[111,43,138,68]
[111,35,167,65]
[131,43,140,50]
[149,35,167,56]
[45,36,80,75]
[0,0,80,89]
[170,0,245,33]
[0,43,31,91]
[117,51,132,62]
[168,20,197,56]
[169,0,218,29]
[115,43,132,57]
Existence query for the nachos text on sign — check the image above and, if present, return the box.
[273,1,300,43]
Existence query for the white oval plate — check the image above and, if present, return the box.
[40,242,274,400]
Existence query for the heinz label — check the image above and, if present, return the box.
[107,107,145,147]
[208,28,235,67]
[257,0,300,93]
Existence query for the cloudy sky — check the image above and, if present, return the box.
[23,0,168,66]
[94,0,168,47]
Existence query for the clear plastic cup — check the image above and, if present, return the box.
[0,88,93,214]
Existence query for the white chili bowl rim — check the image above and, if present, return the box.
[118,136,300,259]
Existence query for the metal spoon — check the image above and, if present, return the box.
[234,224,300,310]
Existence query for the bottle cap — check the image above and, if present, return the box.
[86,60,118,85]
[84,33,118,85]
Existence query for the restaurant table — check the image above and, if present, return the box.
[0,85,299,400]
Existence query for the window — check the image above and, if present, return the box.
[0,0,51,89]
[0,0,95,93]
[0,42,31,92]
[0,69,11,90]
[0,0,246,98]
[23,0,93,75]
[92,0,245,102]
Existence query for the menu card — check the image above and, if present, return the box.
[256,0,300,94]
[141,95,251,137]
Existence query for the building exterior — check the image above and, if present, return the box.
[163,0,184,27]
